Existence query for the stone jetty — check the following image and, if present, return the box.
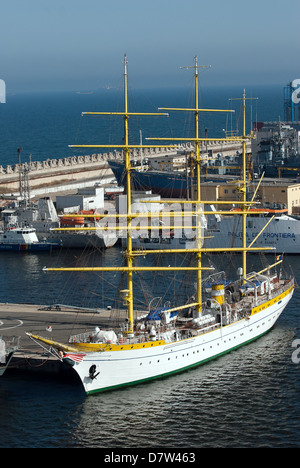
[0,140,248,198]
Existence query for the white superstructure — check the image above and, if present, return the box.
[205,207,300,253]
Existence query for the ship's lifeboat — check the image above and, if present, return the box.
[59,209,101,226]
[78,209,101,221]
[60,216,85,226]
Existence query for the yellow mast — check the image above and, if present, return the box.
[148,57,239,317]
[242,90,247,279]
[62,55,213,334]
[69,55,175,336]
[192,57,203,316]
[123,55,134,336]
[229,90,258,279]
[46,57,263,333]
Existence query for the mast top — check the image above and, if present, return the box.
[180,56,211,76]
[123,54,128,75]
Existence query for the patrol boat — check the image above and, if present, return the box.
[27,57,294,395]
[0,223,60,251]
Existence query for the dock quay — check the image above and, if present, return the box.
[0,302,132,376]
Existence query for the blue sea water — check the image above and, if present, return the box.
[1,249,300,449]
[1,85,300,450]
[0,84,283,167]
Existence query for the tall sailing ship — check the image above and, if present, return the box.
[27,57,294,395]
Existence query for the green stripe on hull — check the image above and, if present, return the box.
[86,328,270,396]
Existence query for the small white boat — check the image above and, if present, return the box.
[0,336,20,376]
[0,225,60,251]
[7,198,118,249]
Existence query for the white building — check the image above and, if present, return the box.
[56,187,104,212]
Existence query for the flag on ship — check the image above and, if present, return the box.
[64,353,86,362]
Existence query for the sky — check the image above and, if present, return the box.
[1,0,299,93]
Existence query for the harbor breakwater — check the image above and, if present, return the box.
[0,140,246,197]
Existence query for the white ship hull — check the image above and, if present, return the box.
[205,214,300,253]
[68,285,293,395]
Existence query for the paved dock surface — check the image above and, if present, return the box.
[0,302,131,374]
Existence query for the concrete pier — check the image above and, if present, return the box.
[0,141,247,198]
[0,302,131,375]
